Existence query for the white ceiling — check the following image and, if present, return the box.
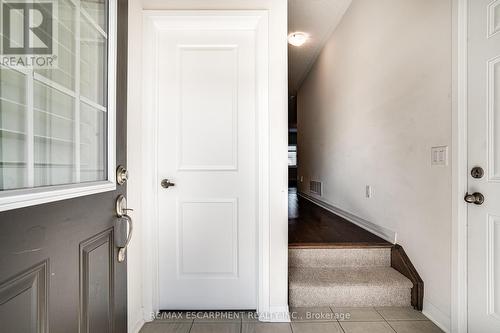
[288,0,352,96]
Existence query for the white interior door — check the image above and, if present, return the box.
[467,0,500,331]
[148,11,268,310]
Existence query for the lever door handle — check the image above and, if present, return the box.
[161,179,175,188]
[464,192,484,205]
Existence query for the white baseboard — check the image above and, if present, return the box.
[143,309,157,323]
[259,305,290,322]
[423,300,451,333]
[130,317,146,333]
[128,307,146,333]
[298,192,397,244]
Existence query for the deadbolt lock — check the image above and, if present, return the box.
[116,165,128,185]
[471,166,484,179]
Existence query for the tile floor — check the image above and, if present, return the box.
[139,307,443,333]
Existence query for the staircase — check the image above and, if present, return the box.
[289,247,413,307]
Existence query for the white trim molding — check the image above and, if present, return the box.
[423,299,452,333]
[298,192,397,244]
[451,0,468,332]
[140,10,271,320]
[130,313,146,333]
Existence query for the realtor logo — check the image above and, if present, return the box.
[1,0,58,68]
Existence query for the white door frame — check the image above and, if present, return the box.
[140,10,272,318]
[452,0,468,332]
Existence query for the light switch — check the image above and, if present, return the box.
[431,146,448,166]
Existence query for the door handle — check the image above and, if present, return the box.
[115,195,133,262]
[464,192,484,205]
[161,179,175,188]
[116,214,133,263]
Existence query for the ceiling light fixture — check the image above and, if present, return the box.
[288,32,309,47]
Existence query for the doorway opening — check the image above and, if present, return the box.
[285,0,443,328]
[287,94,389,247]
[286,1,393,249]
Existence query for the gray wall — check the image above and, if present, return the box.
[297,0,452,328]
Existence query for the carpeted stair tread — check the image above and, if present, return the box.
[289,266,412,288]
[289,265,413,307]
[289,248,391,268]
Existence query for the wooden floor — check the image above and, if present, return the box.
[288,188,391,248]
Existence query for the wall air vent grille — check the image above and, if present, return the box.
[310,180,322,196]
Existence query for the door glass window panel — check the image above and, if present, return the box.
[33,81,76,186]
[0,0,109,191]
[35,0,77,90]
[80,7,108,106]
[0,68,27,190]
[81,0,107,32]
[80,102,106,182]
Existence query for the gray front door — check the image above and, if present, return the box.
[0,0,128,332]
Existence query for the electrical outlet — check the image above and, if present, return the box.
[366,185,373,198]
[300,176,303,183]
[431,146,448,166]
